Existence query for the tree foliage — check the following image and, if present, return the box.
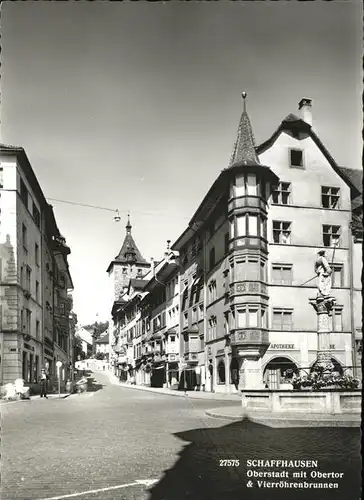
[83,321,109,341]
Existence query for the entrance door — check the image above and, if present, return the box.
[268,369,279,389]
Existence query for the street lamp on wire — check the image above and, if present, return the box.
[46,198,121,222]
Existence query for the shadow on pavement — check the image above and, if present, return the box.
[148,417,361,500]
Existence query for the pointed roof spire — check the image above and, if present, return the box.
[126,212,132,234]
[229,91,260,168]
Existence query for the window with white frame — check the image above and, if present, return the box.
[331,264,343,287]
[208,280,217,303]
[192,307,197,324]
[208,316,217,340]
[261,308,267,328]
[273,221,291,244]
[230,218,235,238]
[237,308,247,329]
[246,174,257,196]
[199,303,204,320]
[36,281,40,301]
[35,243,40,266]
[26,266,31,292]
[272,309,293,331]
[272,182,291,205]
[236,215,246,237]
[332,307,343,332]
[321,186,340,209]
[182,282,189,310]
[224,312,229,336]
[323,225,341,247]
[22,224,28,251]
[246,257,260,281]
[183,312,188,329]
[272,264,293,285]
[235,173,245,197]
[247,215,258,236]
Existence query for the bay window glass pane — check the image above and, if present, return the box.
[261,309,267,328]
[248,308,258,327]
[237,309,246,328]
[260,262,266,281]
[236,174,245,197]
[247,259,259,280]
[247,174,257,195]
[236,215,246,237]
[230,218,235,238]
[248,215,258,236]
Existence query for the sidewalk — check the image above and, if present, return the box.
[105,370,242,402]
[205,406,361,427]
[0,393,71,405]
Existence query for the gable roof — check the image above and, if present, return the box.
[256,115,362,197]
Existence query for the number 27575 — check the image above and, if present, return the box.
[219,460,240,467]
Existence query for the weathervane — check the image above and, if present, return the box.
[242,91,247,112]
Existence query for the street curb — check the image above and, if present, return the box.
[0,393,71,405]
[107,375,241,402]
[205,409,361,427]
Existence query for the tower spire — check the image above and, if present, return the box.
[229,91,260,168]
[126,212,132,234]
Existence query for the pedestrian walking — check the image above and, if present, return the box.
[40,369,49,399]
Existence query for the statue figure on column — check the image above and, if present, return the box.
[314,250,332,298]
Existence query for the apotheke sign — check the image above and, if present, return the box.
[269,344,295,349]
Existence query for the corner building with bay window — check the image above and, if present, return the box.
[172,96,362,392]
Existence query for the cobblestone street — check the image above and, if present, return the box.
[1,371,361,500]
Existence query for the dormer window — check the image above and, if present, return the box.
[289,149,304,168]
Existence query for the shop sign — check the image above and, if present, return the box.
[269,344,295,349]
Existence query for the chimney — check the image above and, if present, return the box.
[298,98,312,126]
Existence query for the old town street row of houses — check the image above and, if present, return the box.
[0,145,75,388]
[108,96,362,393]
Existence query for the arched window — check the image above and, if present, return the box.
[217,360,225,384]
[263,357,299,389]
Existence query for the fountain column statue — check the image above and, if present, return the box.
[309,250,336,372]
